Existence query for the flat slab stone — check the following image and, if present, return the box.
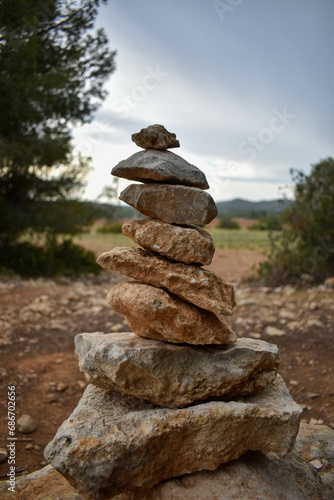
[131,124,180,149]
[75,332,279,407]
[107,281,236,345]
[112,150,209,189]
[119,184,217,225]
[44,376,302,499]
[122,218,215,265]
[97,247,236,319]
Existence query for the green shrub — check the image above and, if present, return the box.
[259,158,334,285]
[0,240,100,278]
[248,216,282,231]
[96,222,123,234]
[216,217,241,230]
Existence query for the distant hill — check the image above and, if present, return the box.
[90,202,137,220]
[216,198,292,219]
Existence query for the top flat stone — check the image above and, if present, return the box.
[131,124,180,149]
[111,149,209,190]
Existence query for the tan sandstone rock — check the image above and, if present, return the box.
[97,247,236,319]
[112,150,209,190]
[122,218,215,265]
[75,332,279,407]
[131,124,180,149]
[107,281,236,344]
[119,184,217,225]
[44,377,302,499]
[0,464,85,499]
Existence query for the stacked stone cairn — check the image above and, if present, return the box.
[44,125,302,499]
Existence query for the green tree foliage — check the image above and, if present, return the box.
[248,215,282,231]
[0,0,116,275]
[216,217,241,230]
[259,158,334,285]
[0,0,116,243]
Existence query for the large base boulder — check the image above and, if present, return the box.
[44,376,301,499]
[121,451,333,500]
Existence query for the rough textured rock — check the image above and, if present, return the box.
[0,464,85,499]
[131,124,180,150]
[119,184,217,225]
[97,247,236,319]
[121,451,333,500]
[5,449,331,500]
[295,423,334,494]
[44,377,302,499]
[122,218,215,265]
[75,332,279,407]
[112,150,209,190]
[107,281,236,345]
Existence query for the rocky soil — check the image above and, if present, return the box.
[0,248,333,479]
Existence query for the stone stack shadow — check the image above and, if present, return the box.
[44,125,302,500]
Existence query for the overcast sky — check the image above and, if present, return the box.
[73,0,334,203]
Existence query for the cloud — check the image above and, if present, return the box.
[73,0,333,202]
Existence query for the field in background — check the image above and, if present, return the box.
[209,228,270,251]
[76,226,272,255]
[75,226,271,282]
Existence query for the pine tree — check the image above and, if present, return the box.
[0,0,116,244]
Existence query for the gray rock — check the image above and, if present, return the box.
[97,247,236,320]
[107,281,236,345]
[112,149,208,189]
[4,450,331,500]
[122,451,333,500]
[131,124,180,149]
[119,184,217,225]
[295,423,334,495]
[44,376,302,499]
[75,332,279,407]
[122,218,215,265]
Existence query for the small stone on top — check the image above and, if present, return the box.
[132,124,180,150]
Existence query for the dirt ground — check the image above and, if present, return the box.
[0,247,333,479]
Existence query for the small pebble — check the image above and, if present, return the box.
[307,392,320,399]
[309,459,323,470]
[46,394,57,403]
[309,418,324,425]
[17,414,37,433]
[249,332,261,339]
[56,382,68,392]
[0,448,8,463]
